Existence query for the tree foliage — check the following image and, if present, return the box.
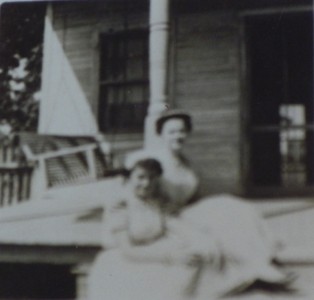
[0,2,46,132]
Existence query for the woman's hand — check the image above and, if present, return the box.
[183,239,222,269]
[166,215,222,267]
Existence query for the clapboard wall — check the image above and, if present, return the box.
[51,2,148,163]
[173,12,242,195]
[52,1,148,115]
[50,2,243,192]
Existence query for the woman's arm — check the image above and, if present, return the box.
[119,215,221,266]
[101,199,127,249]
[119,235,189,265]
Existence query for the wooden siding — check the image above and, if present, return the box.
[49,2,314,195]
[174,12,242,195]
[0,137,33,205]
[51,2,148,162]
[51,4,243,191]
[52,2,148,114]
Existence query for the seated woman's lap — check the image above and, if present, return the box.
[88,250,201,300]
[181,194,274,264]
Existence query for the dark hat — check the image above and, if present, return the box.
[156,109,192,135]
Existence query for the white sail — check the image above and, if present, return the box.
[38,6,97,136]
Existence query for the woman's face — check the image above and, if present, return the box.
[160,118,188,152]
[128,167,160,200]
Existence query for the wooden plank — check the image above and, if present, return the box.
[17,171,23,202]
[11,172,19,205]
[86,149,97,179]
[3,173,9,206]
[176,81,239,100]
[241,4,313,16]
[8,172,13,205]
[29,144,97,161]
[0,174,3,206]
[65,48,93,59]
[52,4,148,122]
[63,25,94,38]
[173,12,242,193]
[25,170,32,200]
[75,72,93,86]
[0,245,99,264]
[176,12,239,34]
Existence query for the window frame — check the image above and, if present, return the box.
[242,11,314,197]
[98,29,149,134]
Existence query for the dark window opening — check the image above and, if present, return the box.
[98,30,149,133]
[246,12,314,187]
[0,263,76,299]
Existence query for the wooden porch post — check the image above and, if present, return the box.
[144,0,170,148]
[72,263,92,300]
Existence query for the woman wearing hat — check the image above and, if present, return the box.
[90,154,289,300]
[89,156,224,300]
[126,109,199,214]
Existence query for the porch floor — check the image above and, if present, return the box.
[0,179,312,298]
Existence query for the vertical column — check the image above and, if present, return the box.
[144,0,170,148]
[38,3,53,134]
[32,157,48,200]
[72,263,92,300]
[86,147,97,179]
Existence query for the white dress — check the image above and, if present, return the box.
[156,154,290,292]
[154,152,289,289]
[88,194,220,300]
[89,150,290,299]
[88,192,288,300]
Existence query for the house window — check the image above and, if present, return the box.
[98,30,149,133]
[246,12,313,188]
[280,104,306,186]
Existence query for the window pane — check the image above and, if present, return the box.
[126,57,145,80]
[100,38,126,81]
[104,100,148,132]
[280,104,306,186]
[99,30,148,133]
[128,38,145,58]
[126,34,148,80]
[126,84,147,103]
[108,87,123,105]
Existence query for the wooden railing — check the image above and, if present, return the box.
[0,136,33,207]
[0,134,115,207]
[0,165,33,206]
[0,137,20,164]
[22,142,113,198]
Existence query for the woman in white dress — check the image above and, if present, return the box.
[125,110,293,290]
[89,110,293,300]
[88,158,223,300]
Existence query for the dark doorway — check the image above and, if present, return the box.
[0,263,76,299]
[246,12,314,190]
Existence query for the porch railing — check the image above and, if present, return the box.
[22,140,115,199]
[0,136,20,164]
[0,165,33,206]
[0,134,115,207]
[0,136,33,207]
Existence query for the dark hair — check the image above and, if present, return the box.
[123,158,163,178]
[156,112,192,135]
